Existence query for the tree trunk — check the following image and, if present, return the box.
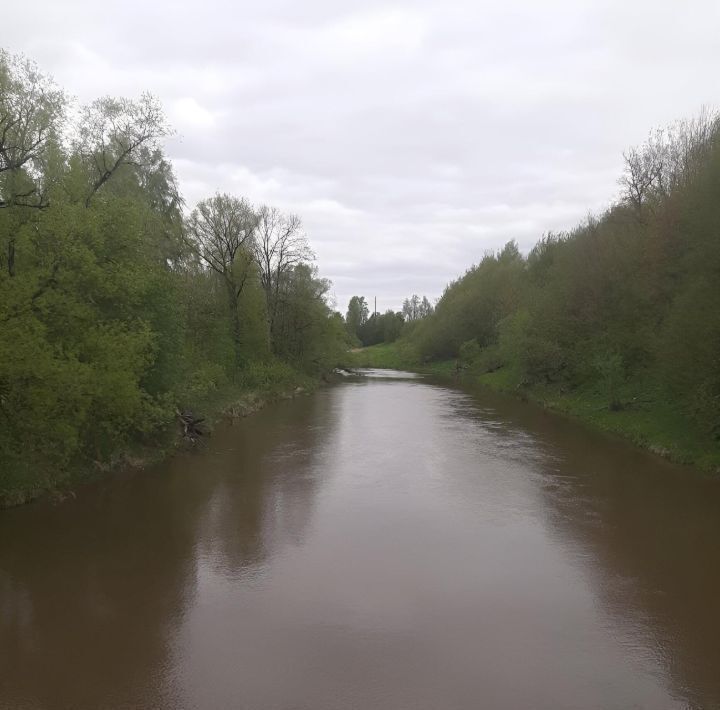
[226,279,242,364]
[7,238,15,277]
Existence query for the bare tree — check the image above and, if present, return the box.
[76,92,171,207]
[254,205,314,344]
[620,108,720,214]
[619,140,664,212]
[186,194,259,358]
[663,108,718,190]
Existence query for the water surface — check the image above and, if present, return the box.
[1,370,719,709]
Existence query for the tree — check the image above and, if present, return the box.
[356,309,404,346]
[402,294,433,321]
[186,194,259,362]
[0,51,66,279]
[0,50,349,506]
[619,139,665,212]
[346,295,369,338]
[254,205,313,348]
[402,294,419,321]
[271,264,344,370]
[0,50,65,210]
[620,110,720,213]
[76,93,171,207]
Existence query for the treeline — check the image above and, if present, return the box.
[406,110,720,439]
[0,51,347,503]
[345,293,433,347]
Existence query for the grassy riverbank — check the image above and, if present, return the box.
[343,343,720,473]
[0,363,319,508]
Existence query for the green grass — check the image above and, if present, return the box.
[341,342,720,473]
[535,383,720,471]
[479,371,720,472]
[342,342,420,369]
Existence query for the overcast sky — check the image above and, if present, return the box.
[4,1,719,311]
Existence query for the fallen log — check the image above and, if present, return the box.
[176,409,205,441]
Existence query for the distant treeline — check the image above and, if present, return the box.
[345,294,434,346]
[403,110,720,438]
[0,51,348,503]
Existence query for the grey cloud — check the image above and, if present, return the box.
[4,0,720,310]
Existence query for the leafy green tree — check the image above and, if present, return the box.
[0,50,347,505]
[0,50,66,211]
[401,294,433,321]
[346,296,369,339]
[356,309,405,346]
[76,93,171,207]
[401,110,720,440]
[272,264,345,371]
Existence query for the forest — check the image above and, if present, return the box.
[347,110,720,465]
[0,51,348,505]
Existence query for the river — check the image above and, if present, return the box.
[1,370,719,709]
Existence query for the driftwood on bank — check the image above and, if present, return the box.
[176,409,205,442]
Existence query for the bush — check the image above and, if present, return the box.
[593,351,626,410]
[459,338,481,365]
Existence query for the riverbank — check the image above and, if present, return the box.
[342,343,720,473]
[0,363,321,508]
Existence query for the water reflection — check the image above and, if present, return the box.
[188,392,335,583]
[0,378,718,709]
[447,381,720,710]
[0,394,335,710]
[0,454,212,709]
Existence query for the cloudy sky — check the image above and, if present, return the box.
[4,1,719,311]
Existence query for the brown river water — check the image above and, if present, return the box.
[1,369,719,710]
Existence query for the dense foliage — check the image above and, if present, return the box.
[407,111,720,439]
[0,51,347,504]
[345,293,433,347]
